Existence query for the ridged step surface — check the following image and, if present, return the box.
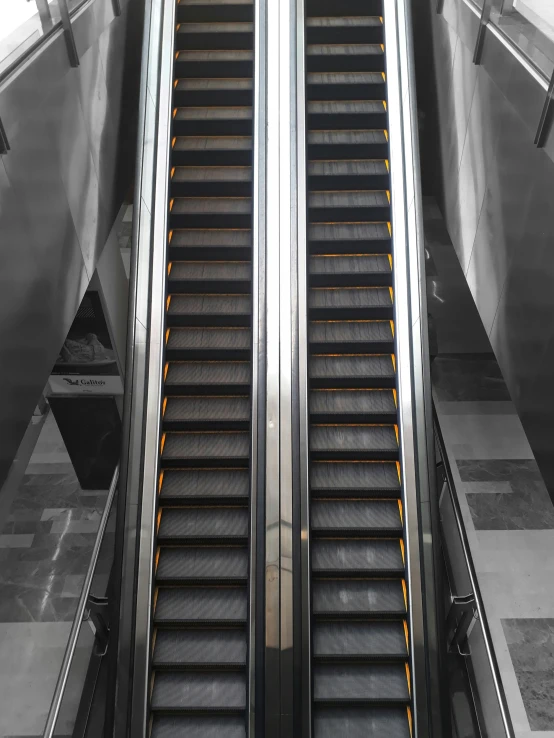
[305,2,412,734]
[149,3,254,732]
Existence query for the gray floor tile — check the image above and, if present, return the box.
[502,619,554,730]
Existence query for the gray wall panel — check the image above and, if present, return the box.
[418,0,554,493]
[0,0,143,484]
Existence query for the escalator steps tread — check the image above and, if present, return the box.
[313,707,411,738]
[313,663,410,703]
[312,539,404,573]
[311,461,400,492]
[309,287,392,310]
[308,44,384,56]
[309,191,389,209]
[166,362,251,385]
[307,17,382,28]
[309,222,390,243]
[310,425,398,454]
[163,432,250,461]
[156,547,248,582]
[151,671,246,710]
[308,130,387,146]
[172,198,252,215]
[178,21,253,33]
[152,715,246,738]
[313,580,406,616]
[310,389,396,415]
[308,100,385,115]
[174,137,252,152]
[164,396,250,422]
[155,587,247,624]
[310,355,394,380]
[170,230,251,248]
[169,263,251,281]
[160,469,250,501]
[154,629,247,667]
[159,508,249,540]
[313,621,407,658]
[168,295,251,317]
[311,500,401,532]
[177,49,253,62]
[308,160,388,178]
[308,72,386,86]
[167,328,251,351]
[174,109,253,122]
[309,320,392,345]
[310,255,390,274]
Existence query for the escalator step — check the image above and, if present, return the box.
[169,262,251,293]
[308,130,388,159]
[166,328,251,360]
[156,547,248,584]
[175,50,253,78]
[155,587,247,625]
[168,295,251,327]
[307,72,386,101]
[313,663,410,704]
[153,629,247,668]
[160,469,250,504]
[310,390,396,420]
[306,16,383,45]
[164,396,250,430]
[313,621,408,659]
[178,0,253,24]
[309,222,391,255]
[313,707,411,738]
[158,508,249,543]
[311,461,400,496]
[307,45,385,73]
[310,254,391,282]
[170,197,252,229]
[311,500,402,535]
[309,355,395,388]
[308,160,389,191]
[165,362,250,392]
[309,287,392,319]
[308,101,386,129]
[309,190,390,223]
[312,539,404,576]
[151,671,246,711]
[305,0,383,15]
[313,579,406,617]
[174,78,253,107]
[152,715,246,738]
[171,166,252,195]
[309,321,393,352]
[162,432,250,465]
[172,136,252,166]
[310,425,398,460]
[169,229,251,261]
[176,22,253,51]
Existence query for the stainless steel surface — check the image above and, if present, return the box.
[383,0,432,734]
[424,0,554,493]
[249,0,265,733]
[0,116,9,153]
[42,465,120,738]
[0,0,142,488]
[434,413,515,737]
[473,0,494,63]
[295,0,310,734]
[129,0,175,731]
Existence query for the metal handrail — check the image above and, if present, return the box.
[42,464,120,738]
[433,406,515,738]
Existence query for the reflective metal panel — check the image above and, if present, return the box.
[0,0,142,484]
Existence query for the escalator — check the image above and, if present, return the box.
[149,0,254,734]
[303,1,413,735]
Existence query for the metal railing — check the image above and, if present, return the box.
[433,408,515,738]
[42,464,120,738]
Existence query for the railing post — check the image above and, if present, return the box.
[111,0,122,17]
[58,0,80,67]
[0,116,9,154]
[473,0,494,65]
[535,70,554,147]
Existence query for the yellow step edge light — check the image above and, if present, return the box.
[396,461,402,484]
[404,619,410,652]
[164,363,169,382]
[160,433,166,455]
[158,471,164,495]
[389,286,394,302]
[407,707,413,738]
[384,130,389,141]
[162,397,168,417]
[387,222,392,236]
[399,537,405,564]
[388,254,392,269]
[168,262,173,276]
[390,319,395,338]
[391,354,396,372]
[402,579,408,610]
[385,160,390,172]
[169,230,173,243]
[392,388,397,407]
[381,43,385,52]
[383,100,387,112]
[405,663,412,697]
[165,328,170,345]
[398,498,403,525]
[386,190,391,203]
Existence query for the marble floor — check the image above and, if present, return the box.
[426,197,554,736]
[0,410,113,737]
